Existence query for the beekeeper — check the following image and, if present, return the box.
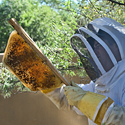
[41,17,125,125]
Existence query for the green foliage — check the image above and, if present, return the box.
[76,0,125,25]
[0,0,79,69]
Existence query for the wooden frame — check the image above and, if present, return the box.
[8,18,70,86]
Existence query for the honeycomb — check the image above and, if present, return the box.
[2,30,63,91]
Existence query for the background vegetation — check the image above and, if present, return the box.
[0,0,125,98]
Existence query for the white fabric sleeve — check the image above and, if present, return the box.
[78,81,95,92]
[102,87,125,125]
[102,103,125,125]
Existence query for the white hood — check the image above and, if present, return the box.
[95,58,125,92]
[71,17,125,89]
[89,18,125,92]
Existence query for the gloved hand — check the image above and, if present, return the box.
[64,81,114,125]
[64,81,87,107]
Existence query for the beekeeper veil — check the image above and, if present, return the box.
[70,17,125,82]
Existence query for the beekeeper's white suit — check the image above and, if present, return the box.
[42,18,125,125]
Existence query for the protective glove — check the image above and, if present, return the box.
[64,81,114,125]
[64,81,87,107]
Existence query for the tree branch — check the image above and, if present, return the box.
[107,0,125,5]
[58,66,83,71]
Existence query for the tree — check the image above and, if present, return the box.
[76,0,125,25]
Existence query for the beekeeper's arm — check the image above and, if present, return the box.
[64,82,125,125]
[41,81,95,111]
